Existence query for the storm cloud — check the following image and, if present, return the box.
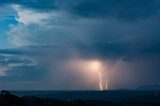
[0,0,160,90]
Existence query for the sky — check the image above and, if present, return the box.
[0,0,160,90]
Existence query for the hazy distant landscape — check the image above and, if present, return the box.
[11,90,160,101]
[0,90,160,106]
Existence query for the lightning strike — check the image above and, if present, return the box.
[97,71,103,91]
[89,61,104,91]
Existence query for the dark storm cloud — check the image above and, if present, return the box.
[0,0,57,10]
[0,51,36,67]
[0,48,46,86]
[3,0,160,57]
[0,48,29,55]
[1,0,160,20]
[0,66,45,81]
[1,0,160,89]
[71,0,160,20]
[7,0,160,89]
[5,0,159,57]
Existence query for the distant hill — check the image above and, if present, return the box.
[7,90,160,105]
[137,85,160,90]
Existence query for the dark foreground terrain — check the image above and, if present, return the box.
[1,90,160,106]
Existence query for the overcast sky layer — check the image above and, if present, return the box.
[0,0,160,90]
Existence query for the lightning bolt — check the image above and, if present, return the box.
[105,81,108,90]
[98,71,103,91]
[105,73,108,90]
